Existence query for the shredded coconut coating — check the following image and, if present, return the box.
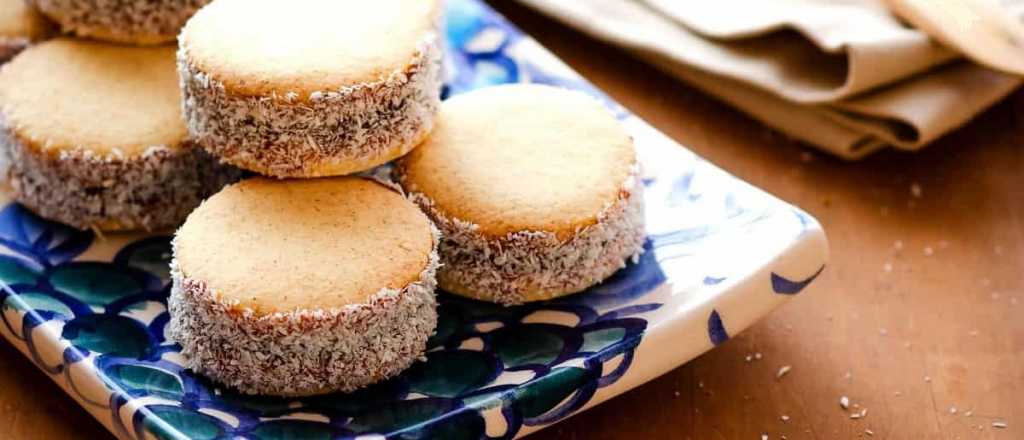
[167,227,441,397]
[398,166,646,305]
[28,0,208,45]
[0,121,242,231]
[178,33,443,178]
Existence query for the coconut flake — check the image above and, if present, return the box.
[179,27,443,178]
[30,0,208,44]
[776,365,792,379]
[398,164,646,305]
[0,120,240,231]
[167,225,443,396]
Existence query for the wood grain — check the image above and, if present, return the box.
[1,2,1022,438]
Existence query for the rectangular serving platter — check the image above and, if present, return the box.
[0,0,829,438]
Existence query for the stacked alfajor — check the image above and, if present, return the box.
[166,0,446,396]
[1,0,648,398]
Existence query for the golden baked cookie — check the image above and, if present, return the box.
[395,84,646,305]
[0,0,52,62]
[27,0,208,45]
[168,177,440,396]
[0,38,239,231]
[178,0,444,178]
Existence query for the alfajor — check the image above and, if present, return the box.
[178,0,444,178]
[396,84,646,305]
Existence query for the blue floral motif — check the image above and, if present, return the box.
[771,265,826,295]
[0,0,827,438]
[0,204,93,269]
[707,310,729,346]
[71,244,659,439]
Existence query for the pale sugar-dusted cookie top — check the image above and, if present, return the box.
[180,0,440,97]
[0,39,184,156]
[174,177,435,314]
[397,84,637,240]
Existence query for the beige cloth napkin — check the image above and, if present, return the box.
[888,0,1024,76]
[515,0,1023,159]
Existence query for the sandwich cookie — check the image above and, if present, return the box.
[168,177,440,396]
[0,0,52,62]
[0,39,240,231]
[27,0,208,45]
[395,84,646,305]
[178,0,444,178]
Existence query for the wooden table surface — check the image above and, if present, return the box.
[2,3,1022,439]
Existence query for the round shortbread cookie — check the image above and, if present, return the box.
[168,177,440,396]
[0,38,239,231]
[395,84,646,305]
[178,0,444,178]
[0,0,52,62]
[27,0,208,45]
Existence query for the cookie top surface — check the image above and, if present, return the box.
[175,177,435,314]
[0,0,50,40]
[398,84,636,240]
[0,39,185,156]
[181,0,440,97]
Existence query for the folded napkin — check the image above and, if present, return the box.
[888,0,1024,76]
[515,0,1023,159]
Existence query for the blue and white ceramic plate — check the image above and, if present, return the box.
[0,1,829,438]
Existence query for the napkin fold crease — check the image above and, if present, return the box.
[516,0,1022,158]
